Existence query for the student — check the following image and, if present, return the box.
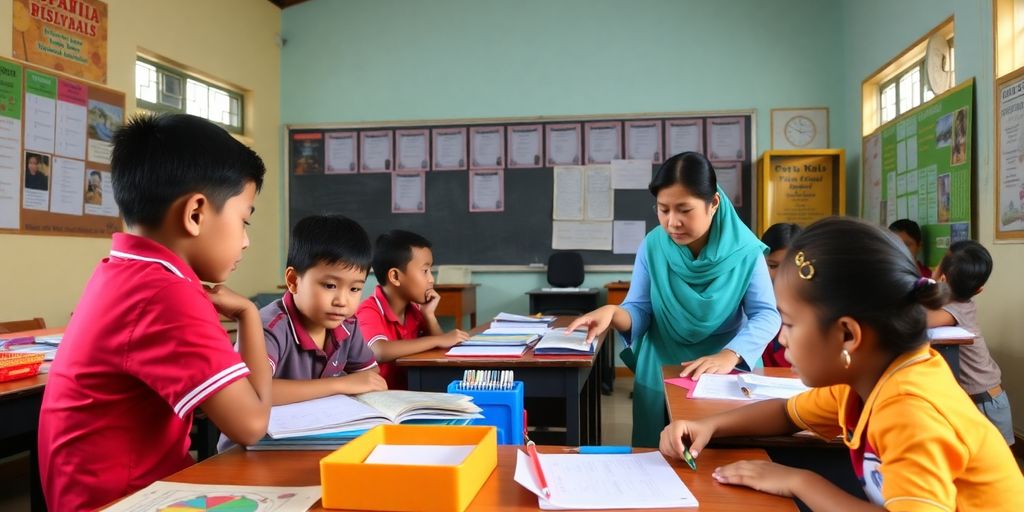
[927,240,1013,445]
[659,217,1024,511]
[760,222,801,367]
[262,215,386,404]
[355,230,469,389]
[37,114,274,511]
[888,218,931,277]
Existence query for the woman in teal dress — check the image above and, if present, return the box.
[568,152,780,447]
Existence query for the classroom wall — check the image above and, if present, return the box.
[838,0,1024,435]
[0,0,283,326]
[280,0,844,319]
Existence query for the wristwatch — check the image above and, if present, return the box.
[721,348,741,362]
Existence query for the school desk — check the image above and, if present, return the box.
[396,317,608,446]
[152,445,798,511]
[433,283,480,330]
[604,280,630,305]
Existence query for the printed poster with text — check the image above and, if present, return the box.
[880,80,973,266]
[13,0,108,84]
[763,154,838,230]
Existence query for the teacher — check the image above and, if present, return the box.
[568,152,780,447]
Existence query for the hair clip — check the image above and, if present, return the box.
[914,277,936,289]
[794,251,815,280]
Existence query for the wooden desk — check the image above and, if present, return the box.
[604,280,630,305]
[397,317,606,446]
[433,283,480,330]
[662,365,838,449]
[931,337,974,379]
[158,445,797,511]
[1,327,61,512]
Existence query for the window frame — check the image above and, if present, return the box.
[134,57,244,134]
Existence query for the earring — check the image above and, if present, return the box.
[840,349,851,369]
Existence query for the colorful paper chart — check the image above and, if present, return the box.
[160,495,259,512]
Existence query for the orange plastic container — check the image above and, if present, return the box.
[0,352,44,382]
[320,425,497,512]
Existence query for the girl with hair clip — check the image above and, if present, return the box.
[659,217,1024,511]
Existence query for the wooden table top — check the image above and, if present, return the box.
[396,317,603,368]
[0,327,63,399]
[160,445,797,511]
[662,365,838,448]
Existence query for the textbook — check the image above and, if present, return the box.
[265,390,483,439]
[458,332,541,346]
[491,312,556,331]
[533,330,594,355]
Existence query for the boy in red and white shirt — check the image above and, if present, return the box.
[37,114,273,511]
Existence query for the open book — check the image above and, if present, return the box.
[691,374,809,401]
[266,391,482,439]
[534,330,593,355]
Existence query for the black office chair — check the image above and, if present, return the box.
[547,251,584,288]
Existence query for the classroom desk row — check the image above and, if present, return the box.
[156,445,798,511]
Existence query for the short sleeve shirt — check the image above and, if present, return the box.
[355,285,427,389]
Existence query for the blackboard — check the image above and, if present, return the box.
[288,114,754,265]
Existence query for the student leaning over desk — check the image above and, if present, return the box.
[568,152,780,447]
[660,217,1024,511]
[37,114,274,511]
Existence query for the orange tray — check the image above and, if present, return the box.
[0,352,45,382]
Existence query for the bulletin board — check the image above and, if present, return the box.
[869,79,975,266]
[287,111,756,266]
[0,55,124,238]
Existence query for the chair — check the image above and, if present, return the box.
[546,252,584,288]
[0,317,46,334]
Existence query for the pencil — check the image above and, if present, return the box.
[526,439,551,498]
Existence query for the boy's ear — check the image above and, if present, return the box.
[387,267,402,287]
[976,286,984,295]
[836,316,863,355]
[284,267,299,294]
[180,193,208,237]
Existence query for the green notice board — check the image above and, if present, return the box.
[881,79,974,267]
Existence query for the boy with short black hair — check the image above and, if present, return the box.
[356,230,468,389]
[38,114,274,510]
[889,218,932,277]
[261,215,386,404]
[927,240,1013,444]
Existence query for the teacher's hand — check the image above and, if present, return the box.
[564,305,619,344]
[680,349,741,380]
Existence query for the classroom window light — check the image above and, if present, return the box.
[134,57,244,134]
[871,28,954,131]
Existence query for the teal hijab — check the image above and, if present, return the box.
[628,185,768,447]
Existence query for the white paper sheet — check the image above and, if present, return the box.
[667,122,701,156]
[472,127,503,168]
[552,220,612,250]
[896,174,907,195]
[49,157,85,216]
[397,131,429,170]
[364,444,475,466]
[101,481,321,512]
[626,122,661,161]
[508,126,542,167]
[514,450,698,510]
[715,162,743,207]
[927,326,975,340]
[55,100,87,160]
[0,136,20,229]
[548,126,580,165]
[897,196,908,219]
[587,125,620,164]
[362,132,391,171]
[434,129,466,169]
[470,170,502,211]
[611,159,651,190]
[897,140,907,173]
[584,165,613,221]
[907,193,919,222]
[907,135,918,170]
[553,166,584,220]
[24,93,56,154]
[613,220,646,254]
[708,119,743,161]
[326,132,356,173]
[690,374,750,400]
[393,172,425,213]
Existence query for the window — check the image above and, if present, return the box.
[134,58,243,134]
[996,0,1024,77]
[862,18,954,135]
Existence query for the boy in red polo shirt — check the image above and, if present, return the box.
[355,230,469,389]
[37,114,274,511]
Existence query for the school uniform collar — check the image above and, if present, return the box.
[281,292,349,353]
[841,344,934,450]
[108,233,199,284]
[371,285,420,325]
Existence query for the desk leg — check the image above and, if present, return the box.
[934,344,961,380]
[563,370,581,445]
[30,442,46,512]
[470,313,477,329]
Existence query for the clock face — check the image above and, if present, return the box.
[784,115,816,147]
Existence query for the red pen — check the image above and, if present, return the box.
[524,434,551,499]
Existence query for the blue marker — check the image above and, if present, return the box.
[566,446,632,454]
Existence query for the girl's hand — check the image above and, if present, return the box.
[680,349,741,380]
[659,420,714,462]
[712,460,806,497]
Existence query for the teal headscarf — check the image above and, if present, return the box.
[628,185,768,447]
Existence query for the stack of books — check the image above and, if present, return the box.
[486,312,556,335]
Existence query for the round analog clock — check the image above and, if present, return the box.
[784,115,817,148]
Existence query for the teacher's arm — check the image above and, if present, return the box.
[566,239,652,343]
[680,257,781,379]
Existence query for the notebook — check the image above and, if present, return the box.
[534,330,594,355]
[446,345,528,357]
[458,332,540,346]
